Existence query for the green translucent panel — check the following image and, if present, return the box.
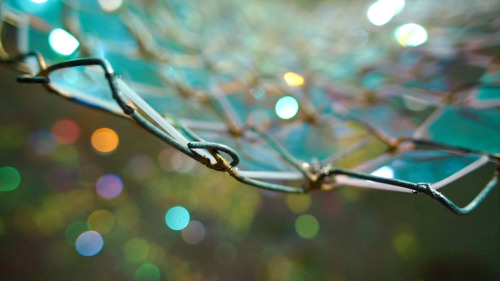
[270,117,368,163]
[77,7,137,47]
[103,53,166,88]
[425,106,500,154]
[144,96,221,122]
[476,86,500,101]
[367,150,480,183]
[195,130,296,172]
[28,29,80,63]
[331,92,437,137]
[49,65,121,113]
[7,0,64,27]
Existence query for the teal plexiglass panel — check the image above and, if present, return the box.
[424,106,500,154]
[367,150,480,183]
[49,65,120,113]
[194,130,297,172]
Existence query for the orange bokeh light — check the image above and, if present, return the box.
[91,128,119,153]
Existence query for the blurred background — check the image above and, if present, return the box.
[1,0,500,280]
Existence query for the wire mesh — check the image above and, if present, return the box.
[1,0,499,214]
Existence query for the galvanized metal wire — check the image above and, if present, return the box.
[1,0,499,214]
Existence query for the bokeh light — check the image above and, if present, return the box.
[31,0,47,3]
[115,201,140,229]
[181,220,206,245]
[124,238,149,263]
[96,173,123,199]
[268,256,296,281]
[48,28,80,56]
[0,166,21,192]
[75,230,104,257]
[134,264,161,281]
[393,231,418,259]
[370,166,394,179]
[295,214,319,239]
[0,124,27,150]
[87,210,115,234]
[275,96,299,120]
[98,0,123,13]
[29,130,58,155]
[51,119,80,145]
[127,154,155,179]
[91,128,119,153]
[165,206,190,231]
[283,72,304,87]
[394,23,428,47]
[285,194,311,214]
[367,0,405,26]
[159,150,197,173]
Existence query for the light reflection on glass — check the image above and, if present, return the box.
[181,220,206,244]
[394,23,428,47]
[370,165,394,179]
[75,230,104,257]
[96,173,123,199]
[165,206,190,231]
[275,96,299,120]
[48,28,80,56]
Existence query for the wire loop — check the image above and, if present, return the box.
[188,141,240,171]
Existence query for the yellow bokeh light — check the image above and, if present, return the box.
[283,72,305,87]
[286,194,312,213]
[124,238,150,263]
[393,231,418,259]
[91,128,119,153]
[87,209,115,234]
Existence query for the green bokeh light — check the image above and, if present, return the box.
[0,167,21,192]
[65,220,89,245]
[295,214,319,239]
[134,264,161,281]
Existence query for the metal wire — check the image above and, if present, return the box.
[1,0,499,214]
